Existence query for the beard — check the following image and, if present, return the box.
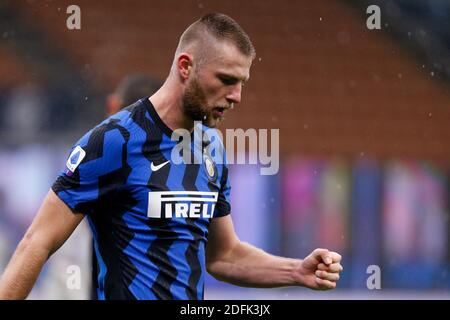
[182,76,225,128]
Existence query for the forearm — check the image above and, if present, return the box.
[207,241,302,288]
[0,235,50,299]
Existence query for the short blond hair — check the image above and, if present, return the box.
[177,13,255,59]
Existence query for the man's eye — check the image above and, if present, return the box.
[220,77,236,85]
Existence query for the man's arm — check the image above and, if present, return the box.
[205,215,343,290]
[0,189,84,299]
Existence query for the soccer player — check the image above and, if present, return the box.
[0,13,343,300]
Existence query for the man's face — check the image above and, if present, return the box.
[182,41,253,128]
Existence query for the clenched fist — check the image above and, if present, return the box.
[295,248,343,290]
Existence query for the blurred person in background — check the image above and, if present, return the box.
[0,13,342,300]
[105,74,162,116]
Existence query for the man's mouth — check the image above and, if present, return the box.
[213,107,227,118]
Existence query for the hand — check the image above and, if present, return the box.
[295,248,343,290]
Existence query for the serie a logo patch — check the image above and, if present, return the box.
[66,146,86,173]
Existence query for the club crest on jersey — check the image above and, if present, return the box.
[66,146,86,173]
[203,153,217,182]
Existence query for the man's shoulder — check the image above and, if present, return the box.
[86,98,148,138]
[108,99,145,127]
[71,102,144,156]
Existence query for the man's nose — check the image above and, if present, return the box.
[226,84,242,105]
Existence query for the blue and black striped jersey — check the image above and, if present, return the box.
[52,98,231,300]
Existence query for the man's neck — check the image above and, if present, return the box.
[149,82,194,133]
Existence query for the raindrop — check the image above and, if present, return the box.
[430,71,435,76]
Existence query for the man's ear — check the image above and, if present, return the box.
[177,53,193,80]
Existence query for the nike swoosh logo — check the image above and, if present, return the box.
[151,160,170,172]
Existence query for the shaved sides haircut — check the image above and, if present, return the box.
[176,13,256,61]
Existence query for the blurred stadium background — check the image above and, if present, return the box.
[1,0,450,299]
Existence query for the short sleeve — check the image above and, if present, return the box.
[52,119,130,215]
